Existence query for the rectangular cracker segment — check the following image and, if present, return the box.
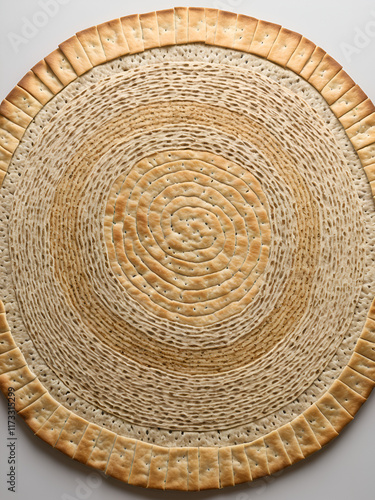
[355,338,375,362]
[304,404,338,446]
[18,392,59,433]
[330,84,368,118]
[199,447,220,490]
[205,8,218,45]
[121,14,144,54]
[128,441,153,487]
[59,35,93,76]
[0,126,18,154]
[346,113,375,150]
[106,435,136,481]
[268,28,302,67]
[349,351,375,382]
[0,365,34,393]
[0,115,24,142]
[339,98,375,129]
[290,414,321,457]
[316,393,353,432]
[0,99,33,130]
[97,19,129,61]
[214,10,237,48]
[218,446,234,488]
[140,12,160,50]
[308,54,342,91]
[45,48,78,86]
[0,146,12,172]
[0,312,9,332]
[286,36,315,74]
[18,71,54,105]
[264,430,291,474]
[250,20,281,58]
[54,413,88,458]
[14,378,46,412]
[187,447,199,491]
[0,332,15,354]
[36,405,70,447]
[277,423,304,464]
[329,379,366,416]
[157,9,175,47]
[6,86,42,118]
[87,427,117,471]
[364,163,375,183]
[0,348,26,375]
[76,26,107,66]
[361,318,375,343]
[147,445,169,489]
[244,437,269,479]
[73,422,102,464]
[234,14,257,52]
[300,46,326,79]
[31,60,64,95]
[321,69,355,106]
[174,7,188,44]
[358,143,375,167]
[188,7,206,43]
[165,447,188,490]
[339,365,375,398]
[232,444,252,484]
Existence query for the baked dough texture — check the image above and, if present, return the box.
[0,7,375,490]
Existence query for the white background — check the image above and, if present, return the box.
[0,1,375,499]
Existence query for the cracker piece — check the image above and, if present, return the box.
[340,99,375,129]
[304,404,338,446]
[147,445,169,489]
[0,348,26,375]
[277,423,304,464]
[234,15,257,51]
[321,69,355,105]
[0,332,16,354]
[244,438,269,479]
[358,143,375,166]
[300,46,326,79]
[249,20,281,58]
[97,19,129,60]
[330,84,367,118]
[0,365,34,393]
[31,60,64,94]
[346,112,375,150]
[286,36,315,74]
[329,379,366,416]
[54,413,89,458]
[157,9,175,47]
[59,36,92,76]
[36,405,70,446]
[0,126,18,153]
[14,378,46,412]
[165,447,188,490]
[349,351,375,382]
[308,54,342,91]
[0,115,23,143]
[291,414,321,457]
[361,318,375,343]
[316,393,353,432]
[188,7,206,43]
[214,10,237,48]
[73,423,102,464]
[121,14,144,54]
[367,297,375,320]
[232,444,251,484]
[106,435,136,482]
[339,365,375,398]
[218,446,234,488]
[187,447,199,491]
[174,7,188,44]
[205,8,218,45]
[0,100,32,129]
[45,49,78,86]
[6,86,42,118]
[0,146,12,172]
[18,392,59,433]
[0,312,9,332]
[18,71,54,105]
[76,26,107,66]
[264,430,291,474]
[140,12,160,50]
[87,427,117,471]
[268,28,302,67]
[199,447,220,490]
[355,338,375,362]
[128,441,153,487]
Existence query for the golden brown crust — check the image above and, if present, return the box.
[349,352,375,382]
[300,46,326,79]
[321,69,355,106]
[205,8,218,45]
[218,446,234,488]
[31,60,64,94]
[249,20,281,58]
[244,438,269,479]
[18,393,59,433]
[339,365,375,398]
[268,28,302,67]
[0,347,26,374]
[147,445,169,489]
[165,447,188,490]
[339,98,375,129]
[303,404,338,446]
[232,444,252,484]
[105,436,137,482]
[156,9,175,47]
[0,146,12,172]
[54,413,88,457]
[0,115,24,143]
[97,19,130,61]
[0,332,17,354]
[346,113,375,150]
[59,35,93,76]
[73,422,102,464]
[76,27,107,66]
[0,365,34,393]
[316,393,353,432]
[233,14,257,52]
[308,54,342,91]
[120,14,144,54]
[87,427,117,471]
[0,127,19,154]
[36,405,70,446]
[330,84,368,118]
[214,10,237,48]
[198,447,220,490]
[290,414,321,457]
[174,7,188,44]
[44,49,78,86]
[139,12,160,50]
[286,36,316,74]
[277,424,304,464]
[264,430,291,474]
[18,71,54,106]
[187,447,199,491]
[6,86,42,118]
[188,7,206,43]
[329,379,366,416]
[0,99,32,129]
[128,442,153,487]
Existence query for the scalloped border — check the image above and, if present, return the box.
[1,6,375,491]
